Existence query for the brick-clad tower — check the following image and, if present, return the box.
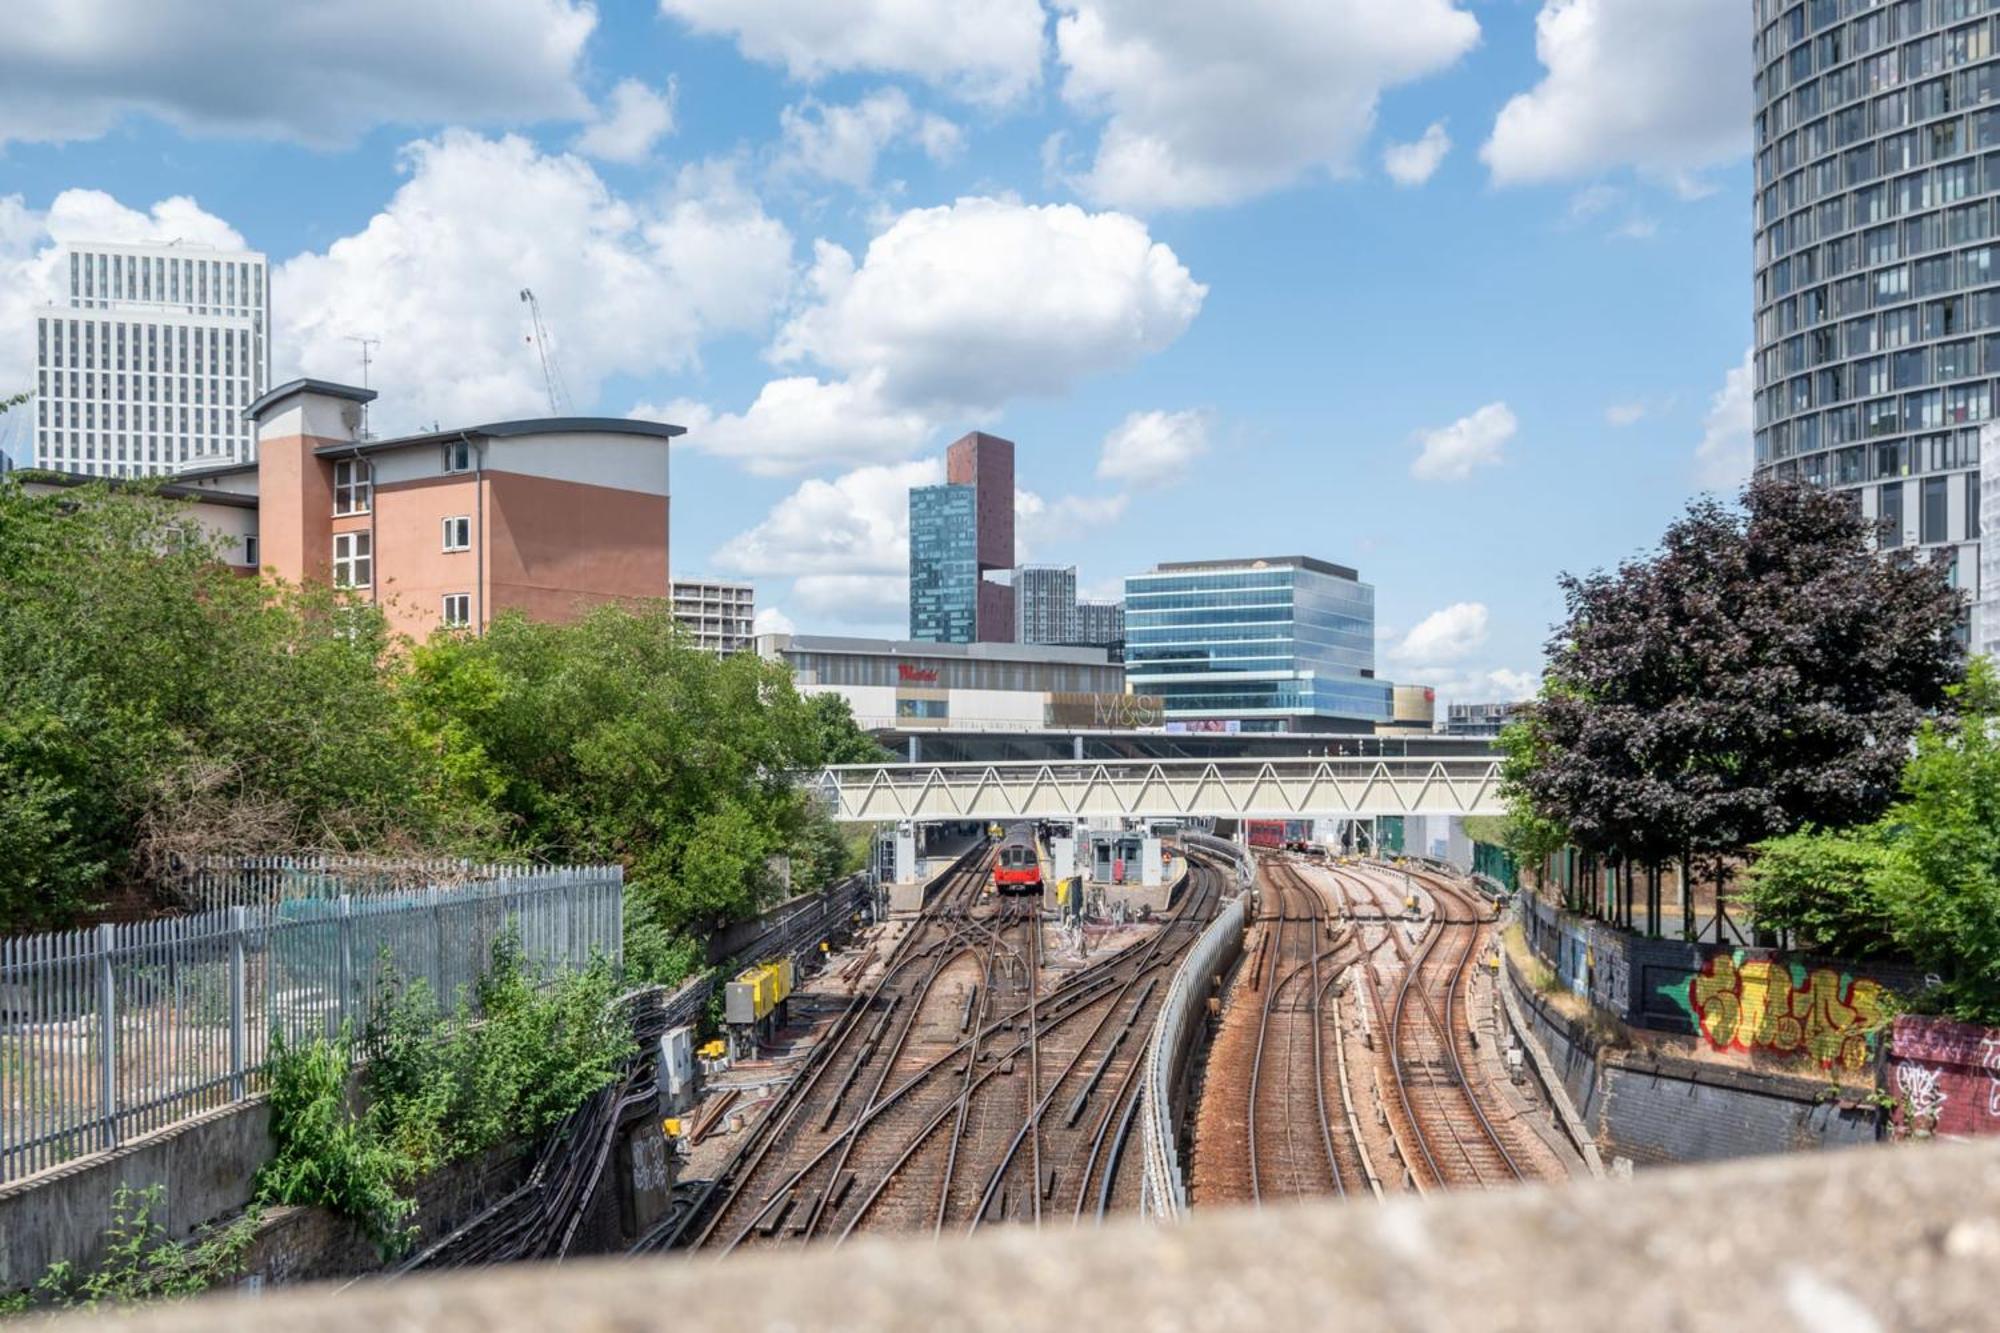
[945,431,1015,643]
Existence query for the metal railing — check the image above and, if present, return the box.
[811,756,1506,822]
[1139,893,1247,1220]
[0,866,622,1186]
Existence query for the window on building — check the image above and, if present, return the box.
[1880,481,1904,548]
[332,532,372,588]
[442,439,472,474]
[442,516,471,551]
[442,593,471,628]
[332,458,372,515]
[1922,475,1950,544]
[244,535,259,568]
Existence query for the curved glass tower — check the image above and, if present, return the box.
[1752,0,2000,598]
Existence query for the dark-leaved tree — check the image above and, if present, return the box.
[1505,475,1962,879]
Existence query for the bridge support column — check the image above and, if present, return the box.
[894,821,917,886]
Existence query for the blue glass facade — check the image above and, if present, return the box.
[1123,557,1391,732]
[909,483,978,642]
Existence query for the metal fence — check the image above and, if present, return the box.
[0,866,622,1186]
[163,854,545,914]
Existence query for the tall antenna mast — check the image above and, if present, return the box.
[518,288,569,414]
[344,334,380,436]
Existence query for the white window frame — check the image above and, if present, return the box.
[244,534,259,568]
[332,531,372,589]
[442,593,472,628]
[442,439,472,474]
[442,515,471,552]
[332,457,372,515]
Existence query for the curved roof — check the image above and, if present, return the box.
[313,416,684,458]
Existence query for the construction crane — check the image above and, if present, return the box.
[519,288,570,415]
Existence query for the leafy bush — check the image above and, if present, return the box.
[255,932,634,1253]
[1746,658,2000,1022]
[255,1029,415,1252]
[3,1184,259,1313]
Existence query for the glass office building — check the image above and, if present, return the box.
[1751,0,2000,603]
[909,483,979,642]
[1123,556,1392,733]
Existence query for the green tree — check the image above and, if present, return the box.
[403,604,859,971]
[0,482,482,930]
[1746,659,2000,1021]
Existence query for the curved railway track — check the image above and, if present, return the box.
[648,846,1229,1255]
[1368,863,1526,1192]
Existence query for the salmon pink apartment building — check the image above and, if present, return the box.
[32,377,682,641]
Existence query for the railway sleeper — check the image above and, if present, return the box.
[828,1170,857,1212]
[1064,1030,1128,1127]
[1042,1166,1059,1201]
[788,1188,821,1236]
[757,1192,796,1238]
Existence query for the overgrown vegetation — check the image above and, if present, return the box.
[1745,659,2000,1023]
[0,481,880,960]
[255,934,635,1251]
[0,1184,259,1315]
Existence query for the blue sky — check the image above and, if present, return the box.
[0,0,1751,704]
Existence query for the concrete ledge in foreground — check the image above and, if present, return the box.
[57,1135,2000,1333]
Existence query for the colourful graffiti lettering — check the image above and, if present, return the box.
[1670,954,1889,1072]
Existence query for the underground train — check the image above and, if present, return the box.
[991,824,1044,894]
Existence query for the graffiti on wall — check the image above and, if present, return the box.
[1888,1016,2000,1137]
[1664,953,1891,1072]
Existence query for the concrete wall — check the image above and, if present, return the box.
[1517,893,1920,1077]
[0,1099,272,1291]
[78,1136,2000,1333]
[1505,957,1883,1168]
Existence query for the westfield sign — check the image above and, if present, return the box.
[897,663,940,684]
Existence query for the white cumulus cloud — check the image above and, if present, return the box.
[714,458,943,579]
[0,0,595,149]
[1391,602,1490,665]
[776,88,963,189]
[1053,0,1480,210]
[1694,350,1754,490]
[776,197,1205,411]
[1383,122,1452,187]
[751,606,796,636]
[657,0,1047,106]
[275,132,794,434]
[1605,401,1647,427]
[1483,0,1748,188]
[1016,488,1132,560]
[1410,402,1516,482]
[681,196,1205,477]
[654,371,935,477]
[1096,408,1210,488]
[573,78,677,164]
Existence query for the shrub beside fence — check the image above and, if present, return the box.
[0,866,622,1186]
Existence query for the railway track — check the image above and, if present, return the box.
[649,847,1229,1255]
[1362,863,1527,1192]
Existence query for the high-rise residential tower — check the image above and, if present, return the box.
[33,241,271,477]
[1015,564,1080,644]
[909,430,1016,642]
[672,578,756,654]
[1750,3,2000,602]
